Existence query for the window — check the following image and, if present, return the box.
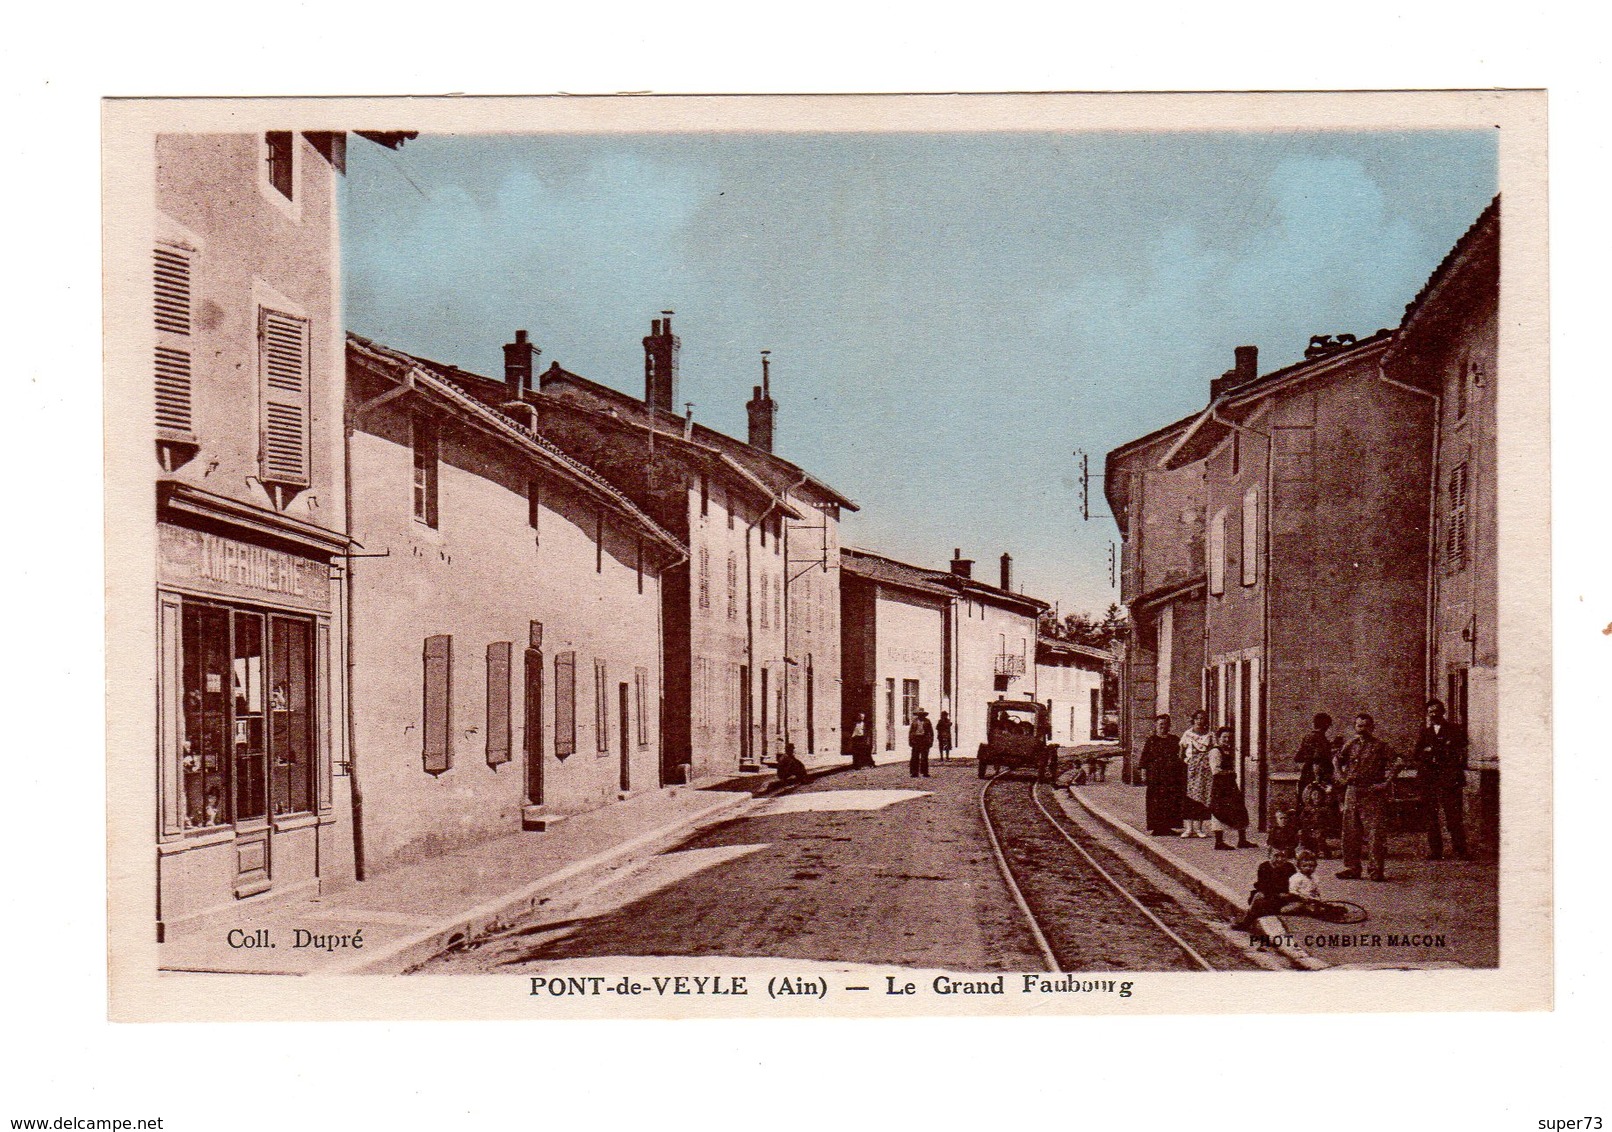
[486,642,512,767]
[527,480,541,536]
[774,517,782,555]
[759,574,769,629]
[1209,509,1227,595]
[259,309,312,497]
[902,680,920,727]
[1241,487,1258,586]
[759,519,767,549]
[698,546,711,610]
[422,635,452,775]
[594,659,610,755]
[412,416,439,527]
[774,574,783,628]
[1456,356,1471,420]
[265,132,295,199]
[700,475,709,518]
[1446,462,1469,572]
[175,602,319,830]
[554,652,576,758]
[635,667,650,747]
[726,552,739,620]
[153,243,196,450]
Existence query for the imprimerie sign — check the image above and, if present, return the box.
[158,524,330,611]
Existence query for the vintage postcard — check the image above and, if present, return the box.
[104,91,1549,1021]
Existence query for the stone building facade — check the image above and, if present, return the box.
[1380,199,1501,853]
[151,131,377,938]
[344,337,683,874]
[1110,333,1437,826]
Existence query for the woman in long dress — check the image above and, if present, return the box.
[1179,710,1214,838]
[1137,713,1182,834]
[849,713,874,768]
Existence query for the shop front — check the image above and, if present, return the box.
[155,491,343,940]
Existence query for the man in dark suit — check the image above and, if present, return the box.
[1413,699,1471,860]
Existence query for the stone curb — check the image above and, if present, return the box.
[330,791,756,976]
[1063,786,1329,972]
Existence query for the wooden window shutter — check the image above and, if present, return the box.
[259,309,312,487]
[1446,463,1469,571]
[594,659,609,754]
[1240,488,1258,586]
[422,635,453,774]
[635,666,649,747]
[554,651,576,757]
[153,245,195,437]
[486,642,512,766]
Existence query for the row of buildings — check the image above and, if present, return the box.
[147,131,1107,938]
[1106,199,1500,852]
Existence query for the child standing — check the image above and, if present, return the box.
[1297,782,1336,859]
[1209,729,1255,850]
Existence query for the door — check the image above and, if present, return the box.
[230,610,271,896]
[619,682,631,791]
[884,678,896,750]
[759,668,770,762]
[805,658,816,755]
[524,648,543,806]
[738,665,751,765]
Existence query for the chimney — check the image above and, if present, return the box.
[1210,344,1259,399]
[503,329,538,397]
[1000,552,1013,592]
[643,312,679,412]
[747,350,777,452]
[1234,345,1258,385]
[950,548,973,579]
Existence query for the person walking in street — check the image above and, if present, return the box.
[1335,713,1409,881]
[936,710,954,762]
[1294,712,1337,799]
[908,708,935,778]
[1413,699,1471,861]
[849,713,875,769]
[1210,728,1256,849]
[1179,710,1214,838]
[1137,713,1183,835]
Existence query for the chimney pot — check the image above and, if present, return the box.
[950,550,973,579]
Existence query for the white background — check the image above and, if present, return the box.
[6,5,1606,1128]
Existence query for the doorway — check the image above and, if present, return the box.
[618,682,631,791]
[524,647,543,806]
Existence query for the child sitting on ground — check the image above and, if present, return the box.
[1287,849,1328,915]
[1232,845,1297,932]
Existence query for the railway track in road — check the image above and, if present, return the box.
[980,769,1268,972]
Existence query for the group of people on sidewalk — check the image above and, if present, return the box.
[1135,700,1473,885]
[845,708,954,776]
[1136,711,1257,850]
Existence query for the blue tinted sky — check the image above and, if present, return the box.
[342,130,1496,617]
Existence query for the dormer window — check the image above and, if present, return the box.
[265,132,295,199]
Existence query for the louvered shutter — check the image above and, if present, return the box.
[423,635,453,774]
[554,652,576,758]
[486,642,512,767]
[1446,464,1469,571]
[259,309,311,487]
[153,245,195,437]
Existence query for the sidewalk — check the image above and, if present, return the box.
[1069,776,1498,969]
[158,784,756,976]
